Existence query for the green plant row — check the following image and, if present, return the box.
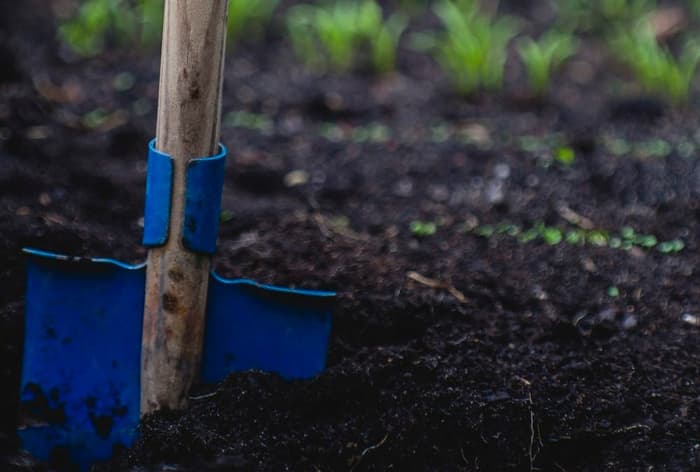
[59,0,700,104]
[59,0,279,56]
[470,222,685,254]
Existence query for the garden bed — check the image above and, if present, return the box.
[2,0,700,470]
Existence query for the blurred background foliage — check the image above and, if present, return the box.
[51,0,700,106]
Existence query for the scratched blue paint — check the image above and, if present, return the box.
[19,249,145,471]
[19,249,335,470]
[142,139,173,247]
[183,144,227,254]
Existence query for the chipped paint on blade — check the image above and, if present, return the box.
[19,249,144,471]
[19,249,335,470]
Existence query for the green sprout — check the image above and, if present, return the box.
[287,0,407,73]
[554,146,576,166]
[517,31,578,97]
[603,136,632,156]
[227,0,279,45]
[542,227,563,245]
[587,230,609,247]
[607,286,620,298]
[472,222,685,255]
[351,123,391,143]
[58,0,161,56]
[410,221,437,237]
[475,225,495,237]
[635,138,672,159]
[565,229,585,245]
[612,21,700,106]
[223,111,273,134]
[417,0,519,96]
[657,240,685,253]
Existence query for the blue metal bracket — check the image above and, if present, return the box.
[142,140,173,247]
[142,139,227,254]
[183,144,227,254]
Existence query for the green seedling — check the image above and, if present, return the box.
[319,123,346,142]
[517,31,578,96]
[566,229,585,245]
[608,237,622,249]
[112,72,135,92]
[476,223,520,238]
[634,234,657,248]
[554,146,576,166]
[612,21,700,106]
[607,286,620,298]
[475,225,495,237]
[82,108,110,129]
[676,138,696,159]
[587,230,609,247]
[635,139,672,158]
[131,98,152,116]
[542,227,563,245]
[220,209,235,223]
[319,122,392,143]
[410,220,437,237]
[495,223,521,236]
[374,13,409,73]
[621,226,635,239]
[224,111,274,134]
[657,240,685,253]
[228,0,279,45]
[518,135,548,153]
[517,133,566,154]
[603,135,632,156]
[518,227,540,243]
[417,0,519,95]
[430,123,453,143]
[351,122,391,143]
[287,0,407,73]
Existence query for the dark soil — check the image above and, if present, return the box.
[2,1,700,470]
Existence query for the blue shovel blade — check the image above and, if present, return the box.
[18,250,145,471]
[19,249,334,470]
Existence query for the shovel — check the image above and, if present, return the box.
[17,2,334,469]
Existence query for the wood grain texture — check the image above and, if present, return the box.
[141,0,229,415]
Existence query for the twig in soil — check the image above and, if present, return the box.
[189,390,219,401]
[449,334,470,346]
[527,391,538,471]
[556,203,594,230]
[516,376,542,472]
[460,447,479,470]
[406,271,468,304]
[460,447,468,466]
[350,433,389,471]
[611,423,651,435]
[311,211,368,241]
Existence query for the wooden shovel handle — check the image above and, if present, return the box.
[141,0,229,415]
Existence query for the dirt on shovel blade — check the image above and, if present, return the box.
[1,0,700,470]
